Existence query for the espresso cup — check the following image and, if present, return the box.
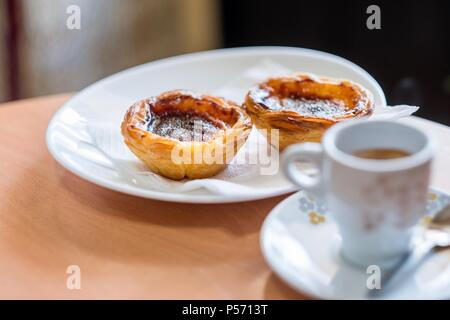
[282,120,434,267]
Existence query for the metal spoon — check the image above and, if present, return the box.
[368,203,450,299]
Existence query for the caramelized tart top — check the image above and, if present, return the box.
[125,90,249,142]
[246,73,374,122]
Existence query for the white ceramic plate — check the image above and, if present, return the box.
[46,47,386,203]
[261,188,450,299]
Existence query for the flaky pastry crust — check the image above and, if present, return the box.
[121,90,252,180]
[244,73,375,150]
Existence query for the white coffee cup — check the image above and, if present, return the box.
[282,119,434,267]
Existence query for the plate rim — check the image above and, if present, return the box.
[46,46,387,204]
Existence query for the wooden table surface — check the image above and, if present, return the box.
[0,94,449,299]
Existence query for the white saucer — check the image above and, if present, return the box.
[260,187,450,299]
[46,46,386,204]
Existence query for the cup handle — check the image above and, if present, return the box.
[282,143,325,197]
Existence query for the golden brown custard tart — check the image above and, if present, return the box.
[121,90,252,180]
[244,73,374,150]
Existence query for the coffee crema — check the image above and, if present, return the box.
[352,148,411,160]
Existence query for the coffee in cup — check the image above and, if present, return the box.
[282,120,434,267]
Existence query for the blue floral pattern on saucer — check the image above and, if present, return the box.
[298,187,450,226]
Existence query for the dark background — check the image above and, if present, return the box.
[222,0,450,125]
